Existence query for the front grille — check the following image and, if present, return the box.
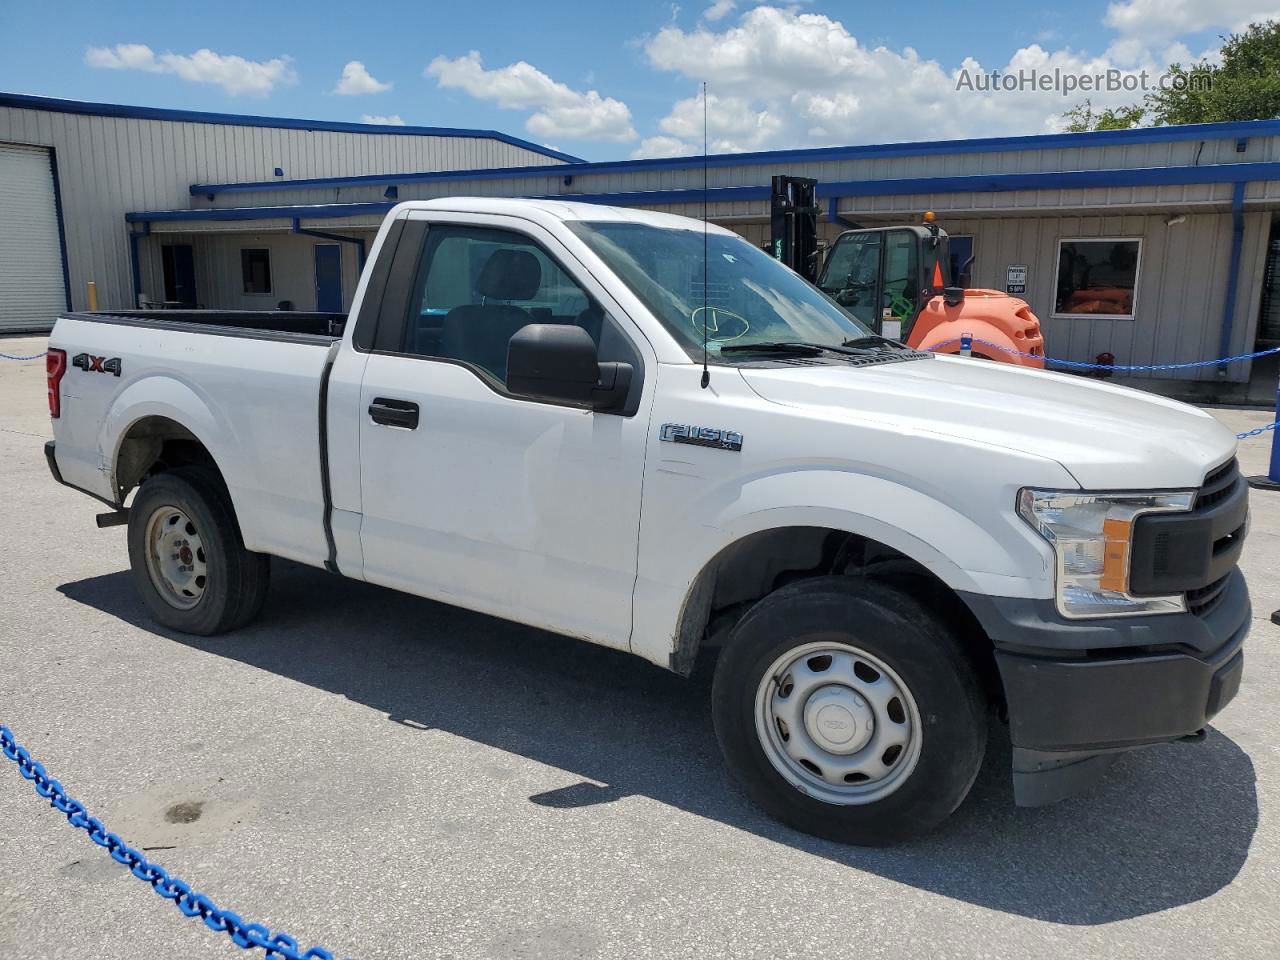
[1196,458,1239,510]
[1129,456,1247,616]
[1187,573,1231,617]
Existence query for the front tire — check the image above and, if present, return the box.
[127,467,270,635]
[712,576,986,845]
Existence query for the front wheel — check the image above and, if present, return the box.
[127,467,270,635]
[711,576,987,845]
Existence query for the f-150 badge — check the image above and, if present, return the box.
[660,423,743,452]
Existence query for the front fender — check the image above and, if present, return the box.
[630,466,1056,671]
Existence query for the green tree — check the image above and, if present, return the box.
[1061,19,1280,131]
[1146,20,1280,124]
[1062,99,1145,132]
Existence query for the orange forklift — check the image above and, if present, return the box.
[770,176,1045,368]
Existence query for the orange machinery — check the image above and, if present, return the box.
[815,213,1045,368]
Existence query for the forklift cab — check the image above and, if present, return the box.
[817,224,953,340]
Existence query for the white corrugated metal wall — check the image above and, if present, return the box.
[0,142,66,331]
[0,100,567,320]
[136,227,380,312]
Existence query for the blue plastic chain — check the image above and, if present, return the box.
[0,351,48,361]
[932,337,1280,372]
[0,724,341,960]
[1238,421,1280,440]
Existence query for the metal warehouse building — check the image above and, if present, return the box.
[3,91,1279,397]
[0,93,576,331]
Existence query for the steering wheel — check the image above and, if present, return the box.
[691,306,750,342]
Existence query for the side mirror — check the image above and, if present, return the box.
[507,324,633,412]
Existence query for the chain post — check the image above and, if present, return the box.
[1248,376,1280,490]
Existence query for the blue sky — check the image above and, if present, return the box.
[0,1,1270,161]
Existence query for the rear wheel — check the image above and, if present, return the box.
[711,576,986,845]
[127,467,269,635]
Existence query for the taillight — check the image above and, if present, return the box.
[47,348,66,418]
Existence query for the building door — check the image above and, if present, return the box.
[313,244,343,312]
[1258,220,1280,347]
[161,244,197,306]
[0,142,68,332]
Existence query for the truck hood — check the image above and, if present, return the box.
[737,355,1236,490]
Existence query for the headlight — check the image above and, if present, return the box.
[1018,489,1194,618]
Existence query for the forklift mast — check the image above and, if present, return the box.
[769,175,821,282]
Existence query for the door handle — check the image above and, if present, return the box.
[368,397,419,429]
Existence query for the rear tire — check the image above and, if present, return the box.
[711,576,986,845]
[127,467,270,635]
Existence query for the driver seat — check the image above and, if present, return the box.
[440,249,542,381]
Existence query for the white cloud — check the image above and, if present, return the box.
[84,43,160,72]
[642,6,1195,150]
[631,134,697,159]
[334,60,392,95]
[425,51,637,142]
[1104,0,1277,40]
[84,43,295,97]
[361,114,405,125]
[658,92,782,152]
[703,0,737,21]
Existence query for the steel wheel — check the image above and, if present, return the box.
[754,640,923,805]
[143,505,208,610]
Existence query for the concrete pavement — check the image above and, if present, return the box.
[2,333,1278,960]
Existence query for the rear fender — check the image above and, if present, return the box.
[102,375,244,516]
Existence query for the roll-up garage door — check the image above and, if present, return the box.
[0,142,67,332]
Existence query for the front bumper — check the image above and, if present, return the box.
[960,568,1250,805]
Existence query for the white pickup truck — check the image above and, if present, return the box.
[45,198,1249,844]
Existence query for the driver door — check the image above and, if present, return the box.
[355,213,653,650]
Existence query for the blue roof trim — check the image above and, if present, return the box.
[533,161,1280,207]
[124,159,1280,224]
[126,202,396,223]
[0,91,584,164]
[188,117,1280,197]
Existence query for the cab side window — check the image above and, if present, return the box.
[402,225,608,383]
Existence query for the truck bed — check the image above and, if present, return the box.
[49,310,343,568]
[65,310,346,343]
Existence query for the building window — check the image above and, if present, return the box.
[1054,238,1141,319]
[241,248,272,294]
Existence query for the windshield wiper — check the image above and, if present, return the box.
[720,341,877,357]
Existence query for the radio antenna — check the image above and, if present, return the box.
[700,80,710,389]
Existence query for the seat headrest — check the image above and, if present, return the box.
[477,249,541,301]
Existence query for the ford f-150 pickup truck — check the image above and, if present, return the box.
[45,198,1250,844]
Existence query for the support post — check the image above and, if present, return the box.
[1217,182,1247,364]
[86,281,98,311]
[1247,377,1280,490]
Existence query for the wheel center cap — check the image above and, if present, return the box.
[803,685,874,755]
[179,546,193,565]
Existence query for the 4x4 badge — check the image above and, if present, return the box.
[660,423,743,452]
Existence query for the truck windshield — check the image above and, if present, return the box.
[567,220,875,362]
